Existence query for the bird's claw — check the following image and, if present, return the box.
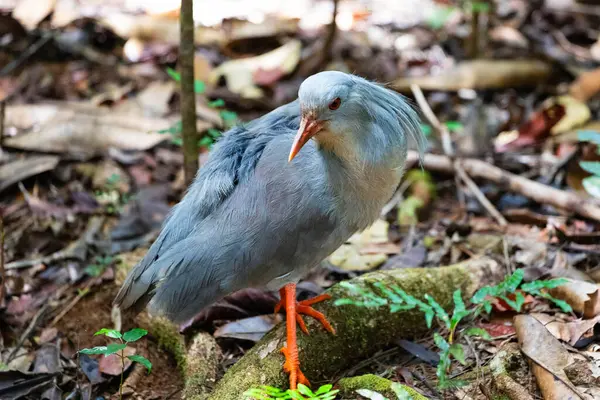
[274,293,336,335]
[281,346,310,388]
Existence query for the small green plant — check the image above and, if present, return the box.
[95,174,130,215]
[244,384,338,400]
[335,269,569,388]
[578,130,600,198]
[79,328,152,400]
[85,255,115,277]
[160,68,238,149]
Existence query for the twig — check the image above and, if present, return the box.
[411,85,504,224]
[455,163,508,226]
[6,303,50,363]
[180,0,199,186]
[0,100,5,148]
[49,280,94,327]
[0,32,54,77]
[411,84,453,156]
[6,216,104,270]
[406,151,600,223]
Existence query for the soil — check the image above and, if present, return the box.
[55,279,184,399]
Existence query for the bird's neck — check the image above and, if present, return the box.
[315,129,407,231]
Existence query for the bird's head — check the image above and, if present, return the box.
[289,71,425,163]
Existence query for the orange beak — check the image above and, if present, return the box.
[288,116,324,162]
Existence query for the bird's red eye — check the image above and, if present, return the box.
[328,97,341,110]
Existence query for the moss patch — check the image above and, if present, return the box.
[338,374,429,399]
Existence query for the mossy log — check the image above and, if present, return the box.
[337,374,429,399]
[206,257,504,400]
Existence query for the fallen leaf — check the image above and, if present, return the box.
[479,322,516,338]
[495,103,566,151]
[329,219,392,271]
[99,347,136,376]
[13,0,56,30]
[209,39,301,98]
[214,315,282,342]
[550,96,591,135]
[583,289,600,319]
[5,102,170,159]
[549,279,599,315]
[515,315,583,399]
[0,155,60,193]
[570,67,600,102]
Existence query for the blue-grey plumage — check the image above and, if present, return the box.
[114,71,425,324]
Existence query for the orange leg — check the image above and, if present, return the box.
[275,283,335,389]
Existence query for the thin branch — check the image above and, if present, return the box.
[411,84,453,156]
[180,0,199,186]
[455,162,508,226]
[406,151,600,223]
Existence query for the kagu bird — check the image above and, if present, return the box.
[114,71,425,389]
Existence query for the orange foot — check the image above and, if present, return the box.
[275,283,335,389]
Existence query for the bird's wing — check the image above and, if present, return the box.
[114,100,340,321]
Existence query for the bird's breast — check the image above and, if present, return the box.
[330,158,405,232]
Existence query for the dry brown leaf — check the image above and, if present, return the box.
[0,156,60,193]
[13,0,56,30]
[4,102,170,159]
[570,67,600,103]
[99,347,136,376]
[533,313,600,346]
[583,289,600,319]
[514,315,583,399]
[328,219,391,271]
[549,96,591,135]
[209,40,301,99]
[549,279,600,315]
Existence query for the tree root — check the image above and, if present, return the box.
[204,257,504,400]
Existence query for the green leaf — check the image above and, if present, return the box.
[578,130,600,146]
[194,80,206,94]
[172,137,183,146]
[514,291,526,312]
[424,294,450,328]
[79,346,109,355]
[127,355,152,373]
[198,136,213,148]
[471,287,491,304]
[449,343,466,365]
[296,384,313,396]
[433,332,450,352]
[470,1,490,13]
[583,176,600,198]
[220,110,238,122]
[314,384,333,395]
[580,161,600,176]
[420,123,432,137]
[391,383,415,400]
[424,310,435,328]
[505,269,524,292]
[444,121,463,132]
[483,301,492,314]
[105,343,127,355]
[521,278,568,292]
[123,328,148,342]
[463,327,492,340]
[207,128,222,138]
[208,99,225,108]
[94,328,121,339]
[166,67,181,82]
